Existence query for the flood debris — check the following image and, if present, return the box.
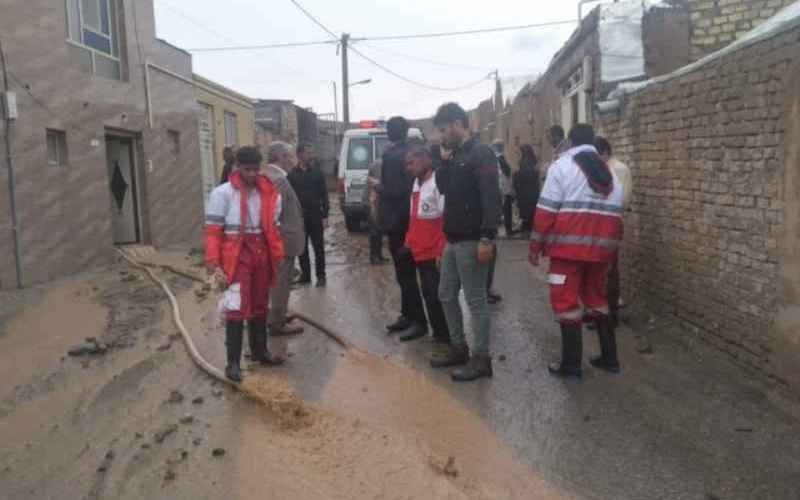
[154,424,178,444]
[67,337,108,357]
[429,455,459,478]
[191,396,204,405]
[179,414,195,425]
[212,448,226,458]
[167,390,184,404]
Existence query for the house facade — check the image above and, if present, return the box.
[0,0,203,289]
[193,74,255,208]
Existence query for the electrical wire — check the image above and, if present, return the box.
[356,19,577,42]
[349,45,492,92]
[188,40,337,52]
[288,0,339,39]
[286,0,494,92]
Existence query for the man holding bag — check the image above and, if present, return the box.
[430,103,501,382]
[205,146,286,382]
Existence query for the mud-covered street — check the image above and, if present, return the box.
[1,208,800,500]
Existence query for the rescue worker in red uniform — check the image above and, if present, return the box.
[400,140,450,344]
[529,124,624,378]
[205,146,286,382]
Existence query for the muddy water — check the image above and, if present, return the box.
[231,354,567,500]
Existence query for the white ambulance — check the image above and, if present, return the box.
[337,120,423,231]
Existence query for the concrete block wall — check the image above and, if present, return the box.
[598,24,800,388]
[688,0,797,60]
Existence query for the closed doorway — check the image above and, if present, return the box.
[105,135,140,244]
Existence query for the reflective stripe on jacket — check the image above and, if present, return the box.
[531,145,623,263]
[405,173,446,262]
[205,170,285,285]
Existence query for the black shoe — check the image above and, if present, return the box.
[451,353,493,382]
[225,320,244,382]
[386,316,411,332]
[487,292,502,304]
[249,319,285,366]
[294,275,311,285]
[590,315,621,373]
[316,277,327,287]
[399,324,428,342]
[430,344,469,368]
[548,322,583,379]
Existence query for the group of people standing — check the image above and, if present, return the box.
[374,103,632,383]
[204,100,632,385]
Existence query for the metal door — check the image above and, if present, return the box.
[199,103,217,209]
[106,136,139,244]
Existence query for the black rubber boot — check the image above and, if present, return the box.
[399,323,428,342]
[386,316,412,332]
[548,322,583,378]
[590,315,621,373]
[225,320,244,382]
[249,319,284,366]
[451,353,493,382]
[430,344,469,368]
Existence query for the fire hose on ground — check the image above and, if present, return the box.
[115,249,352,388]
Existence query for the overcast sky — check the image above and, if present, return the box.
[154,0,581,120]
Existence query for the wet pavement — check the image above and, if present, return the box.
[277,210,800,500]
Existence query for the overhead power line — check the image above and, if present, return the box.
[188,40,337,52]
[357,19,577,42]
[349,45,492,92]
[286,0,497,92]
[288,0,339,39]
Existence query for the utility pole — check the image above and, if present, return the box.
[341,33,350,130]
[0,39,23,288]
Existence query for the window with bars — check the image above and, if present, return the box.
[46,129,69,168]
[65,0,124,80]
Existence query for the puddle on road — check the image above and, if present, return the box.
[234,349,568,500]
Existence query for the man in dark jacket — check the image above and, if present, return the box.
[430,103,502,382]
[379,116,427,340]
[513,144,541,235]
[219,146,236,185]
[288,143,329,287]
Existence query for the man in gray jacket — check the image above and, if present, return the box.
[265,141,306,336]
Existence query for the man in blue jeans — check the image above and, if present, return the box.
[430,103,502,382]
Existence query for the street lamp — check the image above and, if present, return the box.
[343,78,371,131]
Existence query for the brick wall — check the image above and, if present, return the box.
[688,0,796,60]
[597,24,800,388]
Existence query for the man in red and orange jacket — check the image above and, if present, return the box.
[529,124,624,378]
[205,146,285,382]
[397,140,450,344]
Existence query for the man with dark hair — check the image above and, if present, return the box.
[288,143,329,287]
[529,124,624,379]
[205,146,286,382]
[380,116,427,339]
[219,146,237,185]
[402,140,450,344]
[595,136,632,328]
[430,102,502,382]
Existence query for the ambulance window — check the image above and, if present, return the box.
[347,138,373,170]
